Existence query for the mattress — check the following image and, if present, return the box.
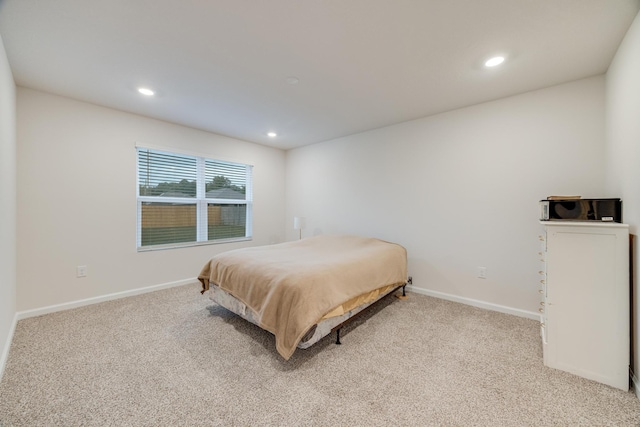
[209,283,401,349]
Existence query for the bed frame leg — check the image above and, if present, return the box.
[396,284,408,300]
[336,328,342,345]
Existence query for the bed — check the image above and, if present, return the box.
[198,234,408,359]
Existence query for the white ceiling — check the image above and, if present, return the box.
[1,0,638,150]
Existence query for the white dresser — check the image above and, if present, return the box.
[539,221,630,390]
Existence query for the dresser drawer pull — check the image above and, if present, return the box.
[538,308,544,313]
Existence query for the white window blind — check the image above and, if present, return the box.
[136,147,252,250]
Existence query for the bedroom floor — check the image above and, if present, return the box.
[1,283,639,426]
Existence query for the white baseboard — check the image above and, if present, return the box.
[16,278,197,321]
[406,285,540,321]
[0,312,18,384]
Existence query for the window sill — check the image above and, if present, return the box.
[137,236,252,252]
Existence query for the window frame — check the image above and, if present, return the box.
[136,147,253,251]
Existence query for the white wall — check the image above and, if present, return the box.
[0,35,17,380]
[16,88,286,311]
[286,76,606,314]
[605,10,640,393]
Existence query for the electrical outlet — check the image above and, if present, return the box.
[477,267,487,279]
[77,265,87,278]
[407,276,413,285]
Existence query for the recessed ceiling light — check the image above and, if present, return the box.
[285,76,300,85]
[484,56,505,67]
[267,132,277,138]
[138,87,155,96]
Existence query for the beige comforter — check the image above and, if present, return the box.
[198,234,407,360]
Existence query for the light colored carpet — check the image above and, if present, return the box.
[1,283,639,426]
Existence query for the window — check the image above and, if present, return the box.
[136,147,252,250]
